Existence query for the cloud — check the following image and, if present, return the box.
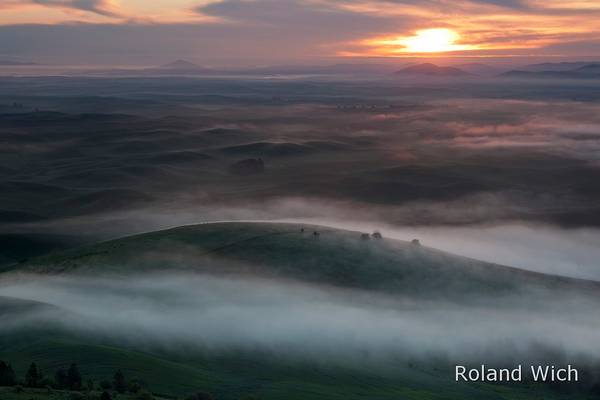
[468,0,528,8]
[32,0,119,16]
[0,0,599,61]
[197,0,405,35]
[0,0,409,64]
[2,0,122,17]
[3,270,600,377]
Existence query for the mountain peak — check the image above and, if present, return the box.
[159,59,202,70]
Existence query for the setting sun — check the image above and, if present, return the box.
[370,28,475,54]
[402,29,463,52]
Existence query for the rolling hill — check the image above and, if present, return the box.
[2,222,600,399]
[0,294,588,400]
[5,222,597,301]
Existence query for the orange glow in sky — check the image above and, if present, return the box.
[378,29,475,53]
[1,0,600,63]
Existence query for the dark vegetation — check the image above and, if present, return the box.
[12,222,600,302]
[0,359,211,400]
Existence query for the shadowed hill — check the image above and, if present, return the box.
[6,222,599,301]
[0,297,586,400]
[0,234,87,267]
[0,295,58,317]
[2,224,600,399]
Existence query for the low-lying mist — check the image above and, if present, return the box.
[23,194,600,282]
[282,216,600,281]
[2,272,600,371]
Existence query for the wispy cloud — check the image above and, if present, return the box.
[31,0,120,17]
[0,0,121,17]
[0,0,599,62]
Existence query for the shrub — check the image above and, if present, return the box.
[136,389,154,400]
[128,380,142,394]
[70,392,86,400]
[67,363,82,390]
[186,392,215,400]
[100,380,112,390]
[40,377,53,388]
[55,368,68,389]
[113,369,127,394]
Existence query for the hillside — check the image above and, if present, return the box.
[2,222,600,399]
[0,294,521,400]
[0,387,170,400]
[0,296,588,400]
[4,222,598,301]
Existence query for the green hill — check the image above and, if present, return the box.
[0,294,591,400]
[6,222,598,301]
[1,222,599,399]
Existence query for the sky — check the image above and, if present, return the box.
[1,0,600,66]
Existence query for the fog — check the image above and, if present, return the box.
[2,272,600,371]
[15,191,600,282]
[2,75,600,390]
[2,77,600,239]
[283,217,600,281]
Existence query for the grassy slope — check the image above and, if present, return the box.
[1,223,597,399]
[1,331,581,400]
[0,233,85,267]
[9,222,598,300]
[0,309,498,400]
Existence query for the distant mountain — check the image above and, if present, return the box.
[455,63,502,76]
[394,63,471,77]
[159,59,203,70]
[576,63,600,73]
[517,62,592,72]
[502,62,600,79]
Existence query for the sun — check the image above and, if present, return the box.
[375,28,474,54]
[402,28,462,52]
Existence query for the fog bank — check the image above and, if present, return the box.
[1,273,600,370]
